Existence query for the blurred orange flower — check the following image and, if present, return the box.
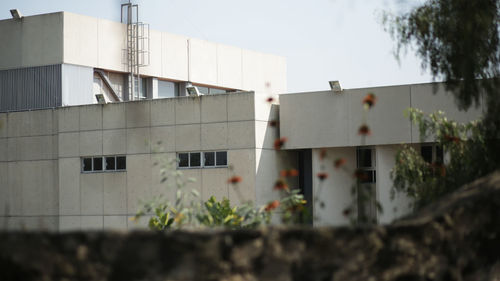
[358,124,371,136]
[317,172,328,181]
[227,176,242,184]
[269,120,279,127]
[265,200,280,211]
[274,179,289,190]
[274,137,288,150]
[280,169,299,177]
[362,93,377,108]
[334,158,346,169]
[319,149,327,160]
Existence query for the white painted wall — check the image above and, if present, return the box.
[280,83,484,149]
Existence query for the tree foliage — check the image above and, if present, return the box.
[391,109,488,208]
[385,0,500,110]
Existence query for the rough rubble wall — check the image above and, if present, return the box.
[1,171,500,281]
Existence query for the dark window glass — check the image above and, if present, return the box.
[359,170,376,183]
[436,146,444,163]
[116,156,126,170]
[204,152,215,166]
[83,158,92,172]
[216,151,227,166]
[421,146,433,163]
[357,148,372,168]
[93,157,103,171]
[178,153,189,167]
[190,153,201,167]
[106,157,116,170]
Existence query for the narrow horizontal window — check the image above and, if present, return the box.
[81,156,126,173]
[177,151,228,169]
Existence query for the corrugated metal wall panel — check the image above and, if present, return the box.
[0,64,61,112]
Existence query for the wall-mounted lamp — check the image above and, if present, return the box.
[186,83,202,97]
[329,80,342,93]
[95,94,107,104]
[10,9,23,19]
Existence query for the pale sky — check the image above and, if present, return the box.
[0,0,434,93]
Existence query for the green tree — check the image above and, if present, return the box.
[385,0,500,207]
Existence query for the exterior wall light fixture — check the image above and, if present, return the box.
[329,80,343,94]
[10,9,23,19]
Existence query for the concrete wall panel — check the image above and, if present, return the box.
[63,13,98,67]
[59,216,81,231]
[201,94,227,123]
[217,44,242,89]
[58,106,80,133]
[141,30,162,77]
[81,216,103,230]
[201,123,227,150]
[0,139,7,162]
[97,19,127,72]
[103,129,127,155]
[242,50,264,93]
[255,120,277,149]
[151,126,175,152]
[59,132,79,157]
[103,215,127,230]
[228,149,256,205]
[7,111,31,137]
[127,101,150,128]
[0,163,8,215]
[376,145,412,224]
[59,158,81,215]
[0,113,7,138]
[0,19,22,69]
[103,103,126,129]
[175,97,201,125]
[30,109,55,136]
[161,33,189,81]
[175,124,201,151]
[103,173,127,215]
[81,173,104,215]
[7,162,23,215]
[151,99,175,126]
[126,128,151,154]
[126,154,152,214]
[312,147,356,226]
[79,105,103,131]
[228,121,255,149]
[201,168,229,201]
[150,153,176,200]
[79,131,103,156]
[348,86,411,146]
[22,13,63,67]
[188,38,217,85]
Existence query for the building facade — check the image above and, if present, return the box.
[0,11,484,231]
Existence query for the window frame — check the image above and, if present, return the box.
[81,155,127,173]
[177,151,228,169]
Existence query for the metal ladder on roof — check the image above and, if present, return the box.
[121,1,150,101]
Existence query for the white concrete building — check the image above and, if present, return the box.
[0,11,483,231]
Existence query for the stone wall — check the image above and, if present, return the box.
[1,171,500,281]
